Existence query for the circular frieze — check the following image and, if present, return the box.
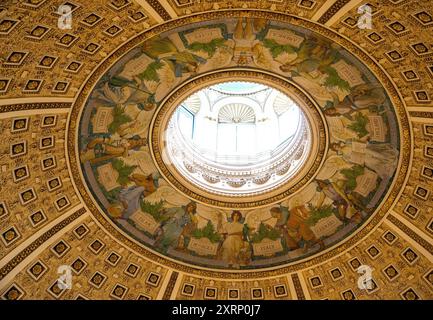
[69,11,409,274]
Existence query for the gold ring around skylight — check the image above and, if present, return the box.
[150,69,328,209]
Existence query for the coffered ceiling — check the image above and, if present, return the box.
[0,0,432,300]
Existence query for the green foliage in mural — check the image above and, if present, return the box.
[108,76,135,88]
[348,112,370,138]
[102,187,122,203]
[306,204,335,226]
[140,200,168,223]
[341,165,365,190]
[251,223,280,243]
[108,106,132,134]
[322,66,350,91]
[189,38,227,57]
[137,61,164,82]
[142,37,178,58]
[112,158,136,186]
[263,39,297,58]
[192,221,222,243]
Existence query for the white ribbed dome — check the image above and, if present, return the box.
[165,81,311,196]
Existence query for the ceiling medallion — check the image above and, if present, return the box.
[72,14,405,272]
[151,71,326,208]
[167,81,311,196]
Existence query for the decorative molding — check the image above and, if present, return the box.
[409,111,433,119]
[387,214,433,255]
[0,1,430,302]
[0,102,72,113]
[162,271,179,300]
[146,0,172,21]
[291,273,306,300]
[150,70,327,208]
[317,0,351,24]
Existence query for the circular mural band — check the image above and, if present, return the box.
[75,16,402,270]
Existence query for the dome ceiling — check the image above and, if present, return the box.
[75,15,403,270]
[0,0,432,301]
[166,81,311,200]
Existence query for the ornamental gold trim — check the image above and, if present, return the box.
[149,69,327,209]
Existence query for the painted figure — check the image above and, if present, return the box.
[80,135,147,164]
[177,202,198,250]
[220,211,250,267]
[270,206,300,250]
[271,205,325,252]
[330,141,399,179]
[316,180,361,222]
[155,202,197,252]
[117,173,159,219]
[330,84,387,114]
[96,81,155,111]
[143,37,206,77]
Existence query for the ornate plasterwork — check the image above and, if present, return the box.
[334,0,433,107]
[2,0,433,301]
[66,10,411,276]
[0,110,81,261]
[0,208,86,282]
[0,0,158,99]
[0,102,71,113]
[317,0,351,24]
